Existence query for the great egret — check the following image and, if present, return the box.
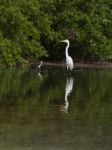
[60,39,74,70]
[37,61,43,71]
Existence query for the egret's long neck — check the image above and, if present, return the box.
[65,42,69,58]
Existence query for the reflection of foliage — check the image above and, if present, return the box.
[0,69,65,117]
[0,69,112,149]
[0,69,112,124]
[69,70,112,125]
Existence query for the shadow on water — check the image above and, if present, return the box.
[0,68,112,150]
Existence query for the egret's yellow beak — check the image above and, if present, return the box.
[59,40,65,42]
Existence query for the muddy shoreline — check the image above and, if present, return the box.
[31,61,112,69]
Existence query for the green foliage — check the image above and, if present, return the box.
[0,0,112,65]
[44,0,112,60]
[0,0,48,66]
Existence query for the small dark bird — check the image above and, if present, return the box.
[37,61,43,71]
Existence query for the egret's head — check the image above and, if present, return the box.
[60,39,69,43]
[60,39,70,46]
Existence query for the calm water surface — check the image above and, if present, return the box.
[0,68,112,150]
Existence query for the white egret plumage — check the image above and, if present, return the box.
[60,39,74,71]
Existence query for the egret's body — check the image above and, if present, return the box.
[60,39,74,70]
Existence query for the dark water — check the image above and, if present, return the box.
[0,68,112,150]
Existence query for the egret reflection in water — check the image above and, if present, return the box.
[64,77,74,113]
[37,72,43,80]
[36,68,43,80]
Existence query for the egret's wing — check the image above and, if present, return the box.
[67,56,74,70]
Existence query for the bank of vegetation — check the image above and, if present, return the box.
[0,0,112,66]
